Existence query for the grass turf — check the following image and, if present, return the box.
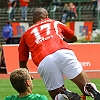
[0,78,100,100]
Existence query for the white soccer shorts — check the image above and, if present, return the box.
[38,49,83,91]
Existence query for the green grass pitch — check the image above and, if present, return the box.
[0,78,100,100]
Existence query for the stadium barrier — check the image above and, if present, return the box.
[2,43,100,78]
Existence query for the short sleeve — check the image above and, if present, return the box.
[39,95,48,100]
[4,95,17,100]
[33,94,48,100]
[58,22,74,39]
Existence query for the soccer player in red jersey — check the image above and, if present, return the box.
[18,8,100,100]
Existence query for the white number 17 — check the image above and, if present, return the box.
[31,23,51,40]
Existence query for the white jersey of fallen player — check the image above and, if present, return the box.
[55,93,68,100]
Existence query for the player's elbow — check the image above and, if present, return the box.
[63,35,77,43]
[72,35,77,42]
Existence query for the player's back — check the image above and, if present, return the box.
[19,18,70,66]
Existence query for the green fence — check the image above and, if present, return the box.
[50,0,94,21]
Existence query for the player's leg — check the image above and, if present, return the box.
[48,86,64,99]
[61,49,100,99]
[67,58,100,98]
[38,49,84,100]
[55,93,68,100]
[38,53,65,100]
[71,70,90,95]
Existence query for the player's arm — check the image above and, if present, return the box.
[19,61,28,69]
[63,35,77,43]
[18,35,29,70]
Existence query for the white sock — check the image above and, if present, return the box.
[55,93,68,100]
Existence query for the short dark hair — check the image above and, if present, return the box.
[6,21,11,25]
[10,68,30,93]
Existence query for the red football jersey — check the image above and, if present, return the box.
[18,18,74,66]
[19,0,29,6]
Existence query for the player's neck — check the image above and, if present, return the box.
[18,91,31,98]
